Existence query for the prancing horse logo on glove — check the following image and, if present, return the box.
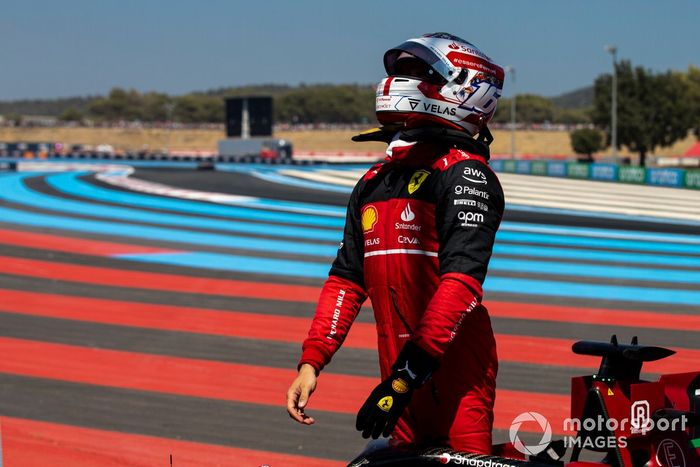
[377,396,394,412]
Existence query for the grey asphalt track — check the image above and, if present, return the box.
[0,166,698,465]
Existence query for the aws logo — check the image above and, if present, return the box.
[361,205,379,233]
[408,170,430,194]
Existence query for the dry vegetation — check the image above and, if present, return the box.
[0,126,695,157]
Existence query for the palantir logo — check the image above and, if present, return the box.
[401,203,415,222]
[631,400,652,434]
[509,412,552,456]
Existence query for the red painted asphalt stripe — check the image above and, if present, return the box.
[0,337,569,432]
[0,228,181,256]
[488,301,700,332]
[1,288,697,375]
[490,334,698,376]
[2,253,698,333]
[0,255,322,302]
[0,416,342,467]
[0,288,312,343]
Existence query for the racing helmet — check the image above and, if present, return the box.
[376,32,504,137]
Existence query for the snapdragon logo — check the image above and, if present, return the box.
[509,412,552,456]
[438,452,519,466]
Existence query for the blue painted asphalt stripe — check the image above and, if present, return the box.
[215,163,371,173]
[5,159,201,169]
[246,170,354,193]
[116,251,330,278]
[245,166,700,226]
[14,178,700,268]
[0,205,339,257]
[494,258,700,284]
[484,276,700,306]
[8,176,697,266]
[494,244,700,269]
[0,173,342,242]
[67,171,346,218]
[10,172,700,261]
[45,172,345,228]
[4,190,697,285]
[506,203,700,228]
[241,197,345,216]
[495,231,700,255]
[49,172,700,248]
[500,221,700,245]
[116,251,700,306]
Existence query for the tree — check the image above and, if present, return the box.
[570,128,604,160]
[592,60,694,166]
[141,92,172,121]
[492,94,557,125]
[553,107,591,124]
[58,107,83,122]
[684,65,700,139]
[89,87,144,121]
[274,84,375,124]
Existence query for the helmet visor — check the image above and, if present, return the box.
[384,41,452,84]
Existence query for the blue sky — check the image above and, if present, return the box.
[1,0,698,100]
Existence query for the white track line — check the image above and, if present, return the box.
[275,169,700,223]
[277,169,358,187]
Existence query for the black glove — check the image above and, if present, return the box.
[355,341,438,439]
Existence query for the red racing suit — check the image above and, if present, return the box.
[299,139,504,453]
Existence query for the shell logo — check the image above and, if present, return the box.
[361,205,378,233]
[391,378,409,394]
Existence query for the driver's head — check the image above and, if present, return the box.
[376,32,504,137]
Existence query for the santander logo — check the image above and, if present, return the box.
[400,203,415,222]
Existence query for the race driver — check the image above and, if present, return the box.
[286,32,505,454]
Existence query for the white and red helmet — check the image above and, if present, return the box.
[376,32,504,137]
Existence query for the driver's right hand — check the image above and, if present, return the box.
[286,363,318,425]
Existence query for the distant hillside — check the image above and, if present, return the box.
[0,84,323,117]
[0,96,96,117]
[198,84,294,98]
[0,83,594,123]
[0,84,297,117]
[550,86,594,109]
